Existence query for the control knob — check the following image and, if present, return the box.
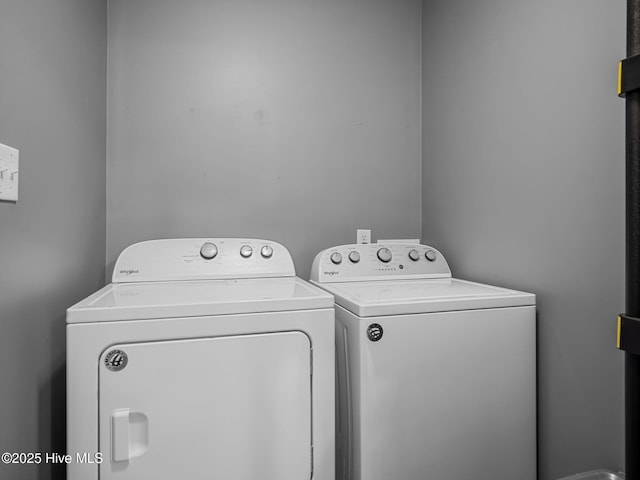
[348,251,360,263]
[260,245,273,258]
[330,252,343,265]
[240,245,253,258]
[377,247,392,263]
[425,249,437,262]
[200,242,218,260]
[408,249,420,261]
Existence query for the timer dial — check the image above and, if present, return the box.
[330,252,343,265]
[377,248,392,263]
[200,242,218,260]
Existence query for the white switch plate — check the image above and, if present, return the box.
[0,143,19,202]
[357,229,371,244]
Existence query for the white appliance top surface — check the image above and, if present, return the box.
[318,278,535,317]
[68,277,334,324]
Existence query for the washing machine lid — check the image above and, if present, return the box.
[318,278,535,317]
[67,277,333,323]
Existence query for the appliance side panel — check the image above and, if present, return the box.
[335,306,364,480]
[67,325,100,480]
[334,312,349,480]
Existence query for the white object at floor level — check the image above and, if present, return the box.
[557,470,625,480]
[310,242,536,480]
[67,238,335,480]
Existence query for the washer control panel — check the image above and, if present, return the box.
[310,243,451,283]
[113,238,295,283]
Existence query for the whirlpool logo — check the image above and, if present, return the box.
[119,269,139,276]
[324,271,340,276]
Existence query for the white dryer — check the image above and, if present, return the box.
[310,242,536,480]
[67,238,335,480]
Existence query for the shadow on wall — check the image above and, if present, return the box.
[38,315,66,480]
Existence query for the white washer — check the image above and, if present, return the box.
[310,243,536,480]
[67,238,335,480]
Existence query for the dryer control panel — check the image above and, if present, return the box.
[310,243,451,283]
[113,238,295,283]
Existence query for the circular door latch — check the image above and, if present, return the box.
[367,323,384,342]
[104,349,128,372]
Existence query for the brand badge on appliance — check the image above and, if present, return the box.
[104,349,128,371]
[367,323,384,342]
[119,269,139,275]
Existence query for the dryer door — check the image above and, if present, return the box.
[98,331,312,480]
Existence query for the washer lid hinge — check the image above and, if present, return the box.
[617,314,640,354]
[618,54,640,97]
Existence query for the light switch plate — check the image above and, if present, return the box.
[0,142,19,202]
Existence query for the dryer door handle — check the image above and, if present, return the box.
[111,409,149,463]
[111,409,131,462]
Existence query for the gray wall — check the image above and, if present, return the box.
[106,0,422,278]
[0,1,106,479]
[422,1,625,478]
[0,2,628,479]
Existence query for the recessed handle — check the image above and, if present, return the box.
[111,409,131,463]
[111,409,149,463]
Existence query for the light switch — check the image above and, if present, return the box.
[0,143,19,202]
